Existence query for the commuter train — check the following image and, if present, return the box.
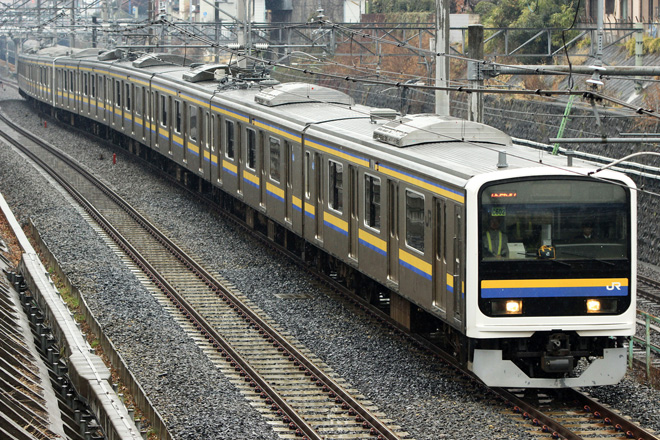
[17,46,637,388]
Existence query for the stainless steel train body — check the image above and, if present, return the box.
[17,47,637,388]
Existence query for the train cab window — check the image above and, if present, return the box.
[329,160,343,213]
[115,81,121,107]
[364,174,381,230]
[226,120,235,159]
[161,95,168,126]
[270,137,281,183]
[189,107,197,141]
[479,178,629,262]
[246,128,256,170]
[175,101,182,133]
[405,190,425,253]
[125,83,131,111]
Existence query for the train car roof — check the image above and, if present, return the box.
[20,50,593,185]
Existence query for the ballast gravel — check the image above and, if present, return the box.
[1,91,659,440]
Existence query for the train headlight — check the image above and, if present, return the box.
[586,298,617,313]
[586,299,601,313]
[492,299,523,315]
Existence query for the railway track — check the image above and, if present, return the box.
[1,107,659,440]
[632,275,660,379]
[638,275,660,303]
[0,111,411,439]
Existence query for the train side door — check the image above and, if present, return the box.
[237,122,244,195]
[315,152,324,243]
[433,198,448,320]
[443,203,464,327]
[349,165,358,260]
[387,180,399,285]
[260,132,267,207]
[285,141,293,224]
[202,111,210,180]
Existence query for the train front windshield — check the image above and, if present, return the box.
[478,177,631,317]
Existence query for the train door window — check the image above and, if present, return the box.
[90,74,95,98]
[175,100,182,133]
[204,112,209,150]
[197,108,203,145]
[63,71,68,91]
[364,174,381,230]
[106,78,112,106]
[328,159,343,213]
[305,151,311,198]
[269,137,281,183]
[83,73,88,95]
[406,190,425,253]
[160,95,167,126]
[189,106,197,141]
[115,80,121,107]
[135,86,142,116]
[210,115,216,152]
[125,83,131,111]
[225,120,235,159]
[246,128,256,170]
[69,71,73,91]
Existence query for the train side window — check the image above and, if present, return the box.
[189,106,197,141]
[246,128,256,170]
[174,100,182,133]
[125,83,131,111]
[269,137,281,183]
[329,159,343,213]
[226,120,235,159]
[115,80,121,107]
[364,174,381,230]
[160,95,167,126]
[405,190,425,253]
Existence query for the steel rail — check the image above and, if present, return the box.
[0,111,403,440]
[0,114,325,440]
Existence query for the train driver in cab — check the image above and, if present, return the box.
[483,214,509,258]
[575,219,597,241]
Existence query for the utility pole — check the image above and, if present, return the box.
[434,0,450,116]
[70,0,75,48]
[467,24,483,123]
[237,0,246,67]
[635,22,644,93]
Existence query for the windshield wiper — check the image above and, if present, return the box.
[558,250,616,266]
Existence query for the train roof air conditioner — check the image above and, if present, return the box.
[132,53,195,68]
[183,64,229,83]
[255,82,354,107]
[373,114,512,148]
